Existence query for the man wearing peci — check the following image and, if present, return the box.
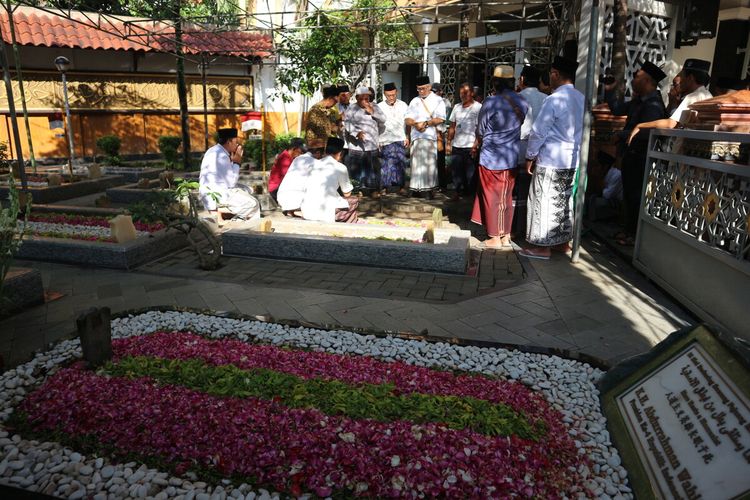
[521,56,585,260]
[199,127,260,220]
[404,75,446,198]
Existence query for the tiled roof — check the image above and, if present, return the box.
[0,7,272,58]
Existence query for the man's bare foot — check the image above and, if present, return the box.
[552,242,571,253]
[483,236,505,248]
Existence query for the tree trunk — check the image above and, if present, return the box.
[611,0,628,100]
[174,2,191,170]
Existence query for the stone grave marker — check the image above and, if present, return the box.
[88,164,102,179]
[432,208,443,228]
[110,214,138,243]
[47,173,62,186]
[599,325,750,499]
[76,307,113,368]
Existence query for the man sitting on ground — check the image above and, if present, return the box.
[300,138,359,223]
[199,127,260,220]
[276,144,324,216]
[268,137,306,200]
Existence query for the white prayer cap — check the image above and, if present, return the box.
[355,87,371,96]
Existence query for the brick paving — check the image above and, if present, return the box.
[0,231,693,371]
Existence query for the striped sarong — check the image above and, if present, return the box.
[471,166,517,237]
[526,166,577,246]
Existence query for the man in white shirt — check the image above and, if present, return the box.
[276,145,324,216]
[300,138,358,223]
[521,56,585,260]
[446,82,482,199]
[378,82,410,194]
[344,87,386,198]
[627,58,713,143]
[199,127,260,220]
[404,75,446,198]
[518,65,547,160]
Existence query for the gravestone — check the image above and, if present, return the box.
[76,307,112,368]
[47,173,62,186]
[432,208,443,228]
[110,214,138,243]
[600,325,750,499]
[88,164,102,179]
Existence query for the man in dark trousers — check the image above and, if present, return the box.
[604,61,667,246]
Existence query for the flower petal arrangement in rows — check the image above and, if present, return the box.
[16,332,584,498]
[24,213,164,242]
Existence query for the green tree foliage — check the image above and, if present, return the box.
[41,0,237,23]
[275,0,416,98]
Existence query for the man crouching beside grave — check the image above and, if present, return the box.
[300,137,359,223]
[199,127,260,220]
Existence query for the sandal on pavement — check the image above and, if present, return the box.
[518,248,551,260]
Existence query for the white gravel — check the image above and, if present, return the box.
[0,310,633,499]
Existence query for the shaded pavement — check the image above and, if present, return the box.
[0,232,693,370]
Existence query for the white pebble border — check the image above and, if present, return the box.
[26,221,149,240]
[1,181,48,188]
[0,310,633,499]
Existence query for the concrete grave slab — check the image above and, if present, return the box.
[222,218,470,274]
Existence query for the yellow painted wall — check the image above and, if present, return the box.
[0,110,303,159]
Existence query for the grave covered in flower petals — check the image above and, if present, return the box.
[0,311,634,499]
[16,210,186,269]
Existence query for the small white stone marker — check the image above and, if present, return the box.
[432,208,443,228]
[110,215,138,243]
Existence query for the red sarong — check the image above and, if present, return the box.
[471,166,517,237]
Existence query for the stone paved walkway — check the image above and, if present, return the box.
[0,233,693,370]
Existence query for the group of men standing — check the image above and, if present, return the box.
[198,54,717,257]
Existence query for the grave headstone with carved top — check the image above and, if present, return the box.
[599,325,750,499]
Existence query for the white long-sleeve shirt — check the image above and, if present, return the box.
[344,103,386,152]
[519,87,547,140]
[378,99,409,145]
[199,143,239,210]
[526,84,584,170]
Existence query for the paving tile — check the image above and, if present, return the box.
[461,310,512,328]
[96,283,122,299]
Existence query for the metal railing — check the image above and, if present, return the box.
[637,128,750,267]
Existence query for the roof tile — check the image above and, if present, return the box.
[0,8,272,58]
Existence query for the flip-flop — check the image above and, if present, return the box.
[518,249,551,260]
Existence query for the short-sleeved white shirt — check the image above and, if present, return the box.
[276,152,317,211]
[449,101,482,148]
[300,156,353,223]
[404,92,446,141]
